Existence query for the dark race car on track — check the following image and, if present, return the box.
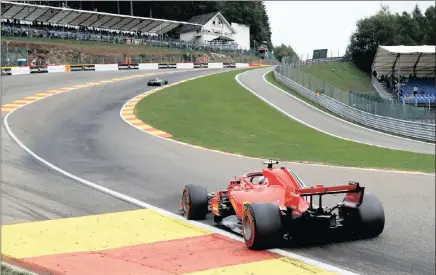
[147,78,168,86]
[180,160,385,250]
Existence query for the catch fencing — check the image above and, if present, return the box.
[274,65,435,142]
[1,43,260,67]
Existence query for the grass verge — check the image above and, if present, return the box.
[135,69,435,173]
[299,61,373,93]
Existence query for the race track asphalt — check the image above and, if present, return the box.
[2,67,435,275]
[237,67,435,154]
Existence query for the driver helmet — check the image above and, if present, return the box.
[258,176,268,184]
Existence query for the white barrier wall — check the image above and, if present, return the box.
[139,63,159,70]
[47,65,66,73]
[208,63,223,69]
[95,64,118,71]
[236,63,249,68]
[176,63,194,69]
[2,62,263,76]
[11,67,30,75]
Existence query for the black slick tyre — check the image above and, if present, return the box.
[342,192,385,238]
[182,184,208,220]
[242,202,282,250]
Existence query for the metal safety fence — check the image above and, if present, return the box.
[1,43,261,67]
[274,66,435,142]
[279,57,435,124]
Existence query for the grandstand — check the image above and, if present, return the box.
[372,45,435,108]
[0,1,255,56]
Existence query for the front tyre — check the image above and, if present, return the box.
[182,184,208,220]
[242,202,282,250]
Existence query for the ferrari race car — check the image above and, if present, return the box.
[180,160,385,250]
[147,78,168,86]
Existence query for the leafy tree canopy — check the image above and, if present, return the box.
[272,44,298,62]
[345,4,435,73]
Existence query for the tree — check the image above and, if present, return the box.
[423,6,436,45]
[273,44,298,62]
[345,4,435,73]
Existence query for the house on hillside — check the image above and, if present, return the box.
[179,12,250,50]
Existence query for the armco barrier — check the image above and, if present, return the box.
[273,67,435,142]
[1,62,257,76]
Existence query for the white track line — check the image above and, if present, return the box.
[121,70,434,176]
[262,68,435,146]
[3,68,358,275]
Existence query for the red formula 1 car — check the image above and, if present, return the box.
[180,160,385,250]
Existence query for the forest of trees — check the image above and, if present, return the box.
[345,4,436,73]
[39,1,273,50]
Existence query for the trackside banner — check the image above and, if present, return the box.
[118,63,139,70]
[193,63,208,68]
[1,67,12,76]
[223,63,236,68]
[158,63,177,69]
[30,65,48,74]
[1,62,258,75]
[69,64,96,72]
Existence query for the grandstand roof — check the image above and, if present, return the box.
[0,1,203,35]
[372,45,436,76]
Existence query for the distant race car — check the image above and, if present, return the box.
[147,78,168,86]
[180,160,385,250]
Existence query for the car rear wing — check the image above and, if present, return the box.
[295,181,365,208]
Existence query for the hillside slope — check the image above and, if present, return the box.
[299,61,373,94]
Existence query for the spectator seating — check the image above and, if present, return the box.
[399,77,435,105]
[377,73,435,106]
[1,19,255,56]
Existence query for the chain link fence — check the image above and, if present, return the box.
[1,41,264,66]
[1,43,29,67]
[280,56,435,124]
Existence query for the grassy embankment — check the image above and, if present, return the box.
[298,61,374,93]
[134,69,435,173]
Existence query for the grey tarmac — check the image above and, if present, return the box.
[2,68,435,275]
[1,69,181,224]
[237,67,435,154]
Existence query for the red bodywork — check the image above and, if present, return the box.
[210,167,364,219]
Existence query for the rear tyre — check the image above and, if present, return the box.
[242,202,282,250]
[342,192,385,238]
[182,184,208,220]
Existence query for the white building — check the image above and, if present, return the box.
[179,12,250,50]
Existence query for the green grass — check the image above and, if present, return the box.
[1,264,32,275]
[299,61,373,93]
[135,69,435,173]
